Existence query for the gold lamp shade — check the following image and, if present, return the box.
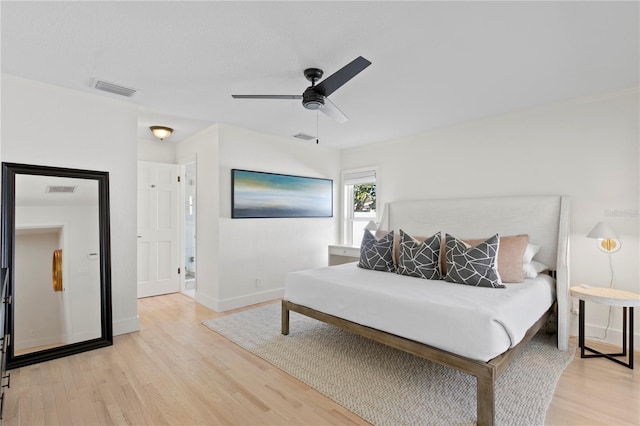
[52,249,63,292]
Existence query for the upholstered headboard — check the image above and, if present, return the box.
[378,195,571,350]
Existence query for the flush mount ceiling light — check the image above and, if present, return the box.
[150,126,173,141]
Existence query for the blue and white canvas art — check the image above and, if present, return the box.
[232,169,333,218]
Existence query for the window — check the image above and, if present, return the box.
[343,167,377,246]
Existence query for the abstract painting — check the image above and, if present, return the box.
[232,169,333,218]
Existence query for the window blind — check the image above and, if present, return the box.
[344,169,376,185]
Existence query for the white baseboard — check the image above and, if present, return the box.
[70,330,103,343]
[581,324,640,350]
[14,318,141,349]
[195,288,284,312]
[14,334,64,351]
[113,315,140,336]
[569,313,640,349]
[194,291,219,311]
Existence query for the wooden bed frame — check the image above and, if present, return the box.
[281,195,570,425]
[282,300,553,426]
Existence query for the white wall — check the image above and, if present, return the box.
[16,205,103,344]
[1,74,140,336]
[217,124,341,309]
[176,123,341,311]
[175,124,221,309]
[341,87,640,346]
[14,231,64,350]
[138,138,176,163]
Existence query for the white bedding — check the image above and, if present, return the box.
[284,262,556,362]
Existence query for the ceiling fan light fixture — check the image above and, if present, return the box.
[150,126,173,141]
[303,100,324,110]
[302,87,325,110]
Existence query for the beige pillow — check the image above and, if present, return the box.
[462,234,529,283]
[375,231,529,282]
[376,230,428,266]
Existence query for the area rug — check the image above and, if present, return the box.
[203,303,576,426]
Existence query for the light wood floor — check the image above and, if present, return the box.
[3,293,639,425]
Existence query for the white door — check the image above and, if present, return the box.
[137,161,179,298]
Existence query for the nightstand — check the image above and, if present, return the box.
[570,286,640,369]
[328,245,360,266]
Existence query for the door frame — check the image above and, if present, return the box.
[178,157,197,294]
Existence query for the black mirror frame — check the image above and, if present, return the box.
[1,162,113,369]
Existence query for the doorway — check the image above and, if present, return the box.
[181,161,196,298]
[137,161,179,298]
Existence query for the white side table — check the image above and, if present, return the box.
[570,286,640,369]
[328,245,360,266]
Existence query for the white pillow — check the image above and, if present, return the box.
[523,260,549,278]
[523,243,541,264]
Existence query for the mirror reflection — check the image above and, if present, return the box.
[13,175,102,355]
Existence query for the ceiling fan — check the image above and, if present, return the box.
[232,56,371,124]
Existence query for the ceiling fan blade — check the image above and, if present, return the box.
[315,56,371,97]
[231,95,302,99]
[321,98,349,123]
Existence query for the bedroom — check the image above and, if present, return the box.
[0,1,638,424]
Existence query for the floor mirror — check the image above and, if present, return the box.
[1,162,113,369]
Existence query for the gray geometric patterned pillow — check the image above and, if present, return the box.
[396,230,441,280]
[445,233,505,288]
[358,230,395,272]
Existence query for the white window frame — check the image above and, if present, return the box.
[342,166,378,246]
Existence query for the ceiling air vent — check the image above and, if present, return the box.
[46,186,76,194]
[293,133,316,141]
[93,79,137,97]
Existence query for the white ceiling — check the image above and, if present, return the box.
[2,1,638,149]
[15,174,98,207]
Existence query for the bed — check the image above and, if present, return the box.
[281,195,570,426]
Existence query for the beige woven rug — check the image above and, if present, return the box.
[203,303,575,426]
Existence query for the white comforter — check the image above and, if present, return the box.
[284,262,555,362]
